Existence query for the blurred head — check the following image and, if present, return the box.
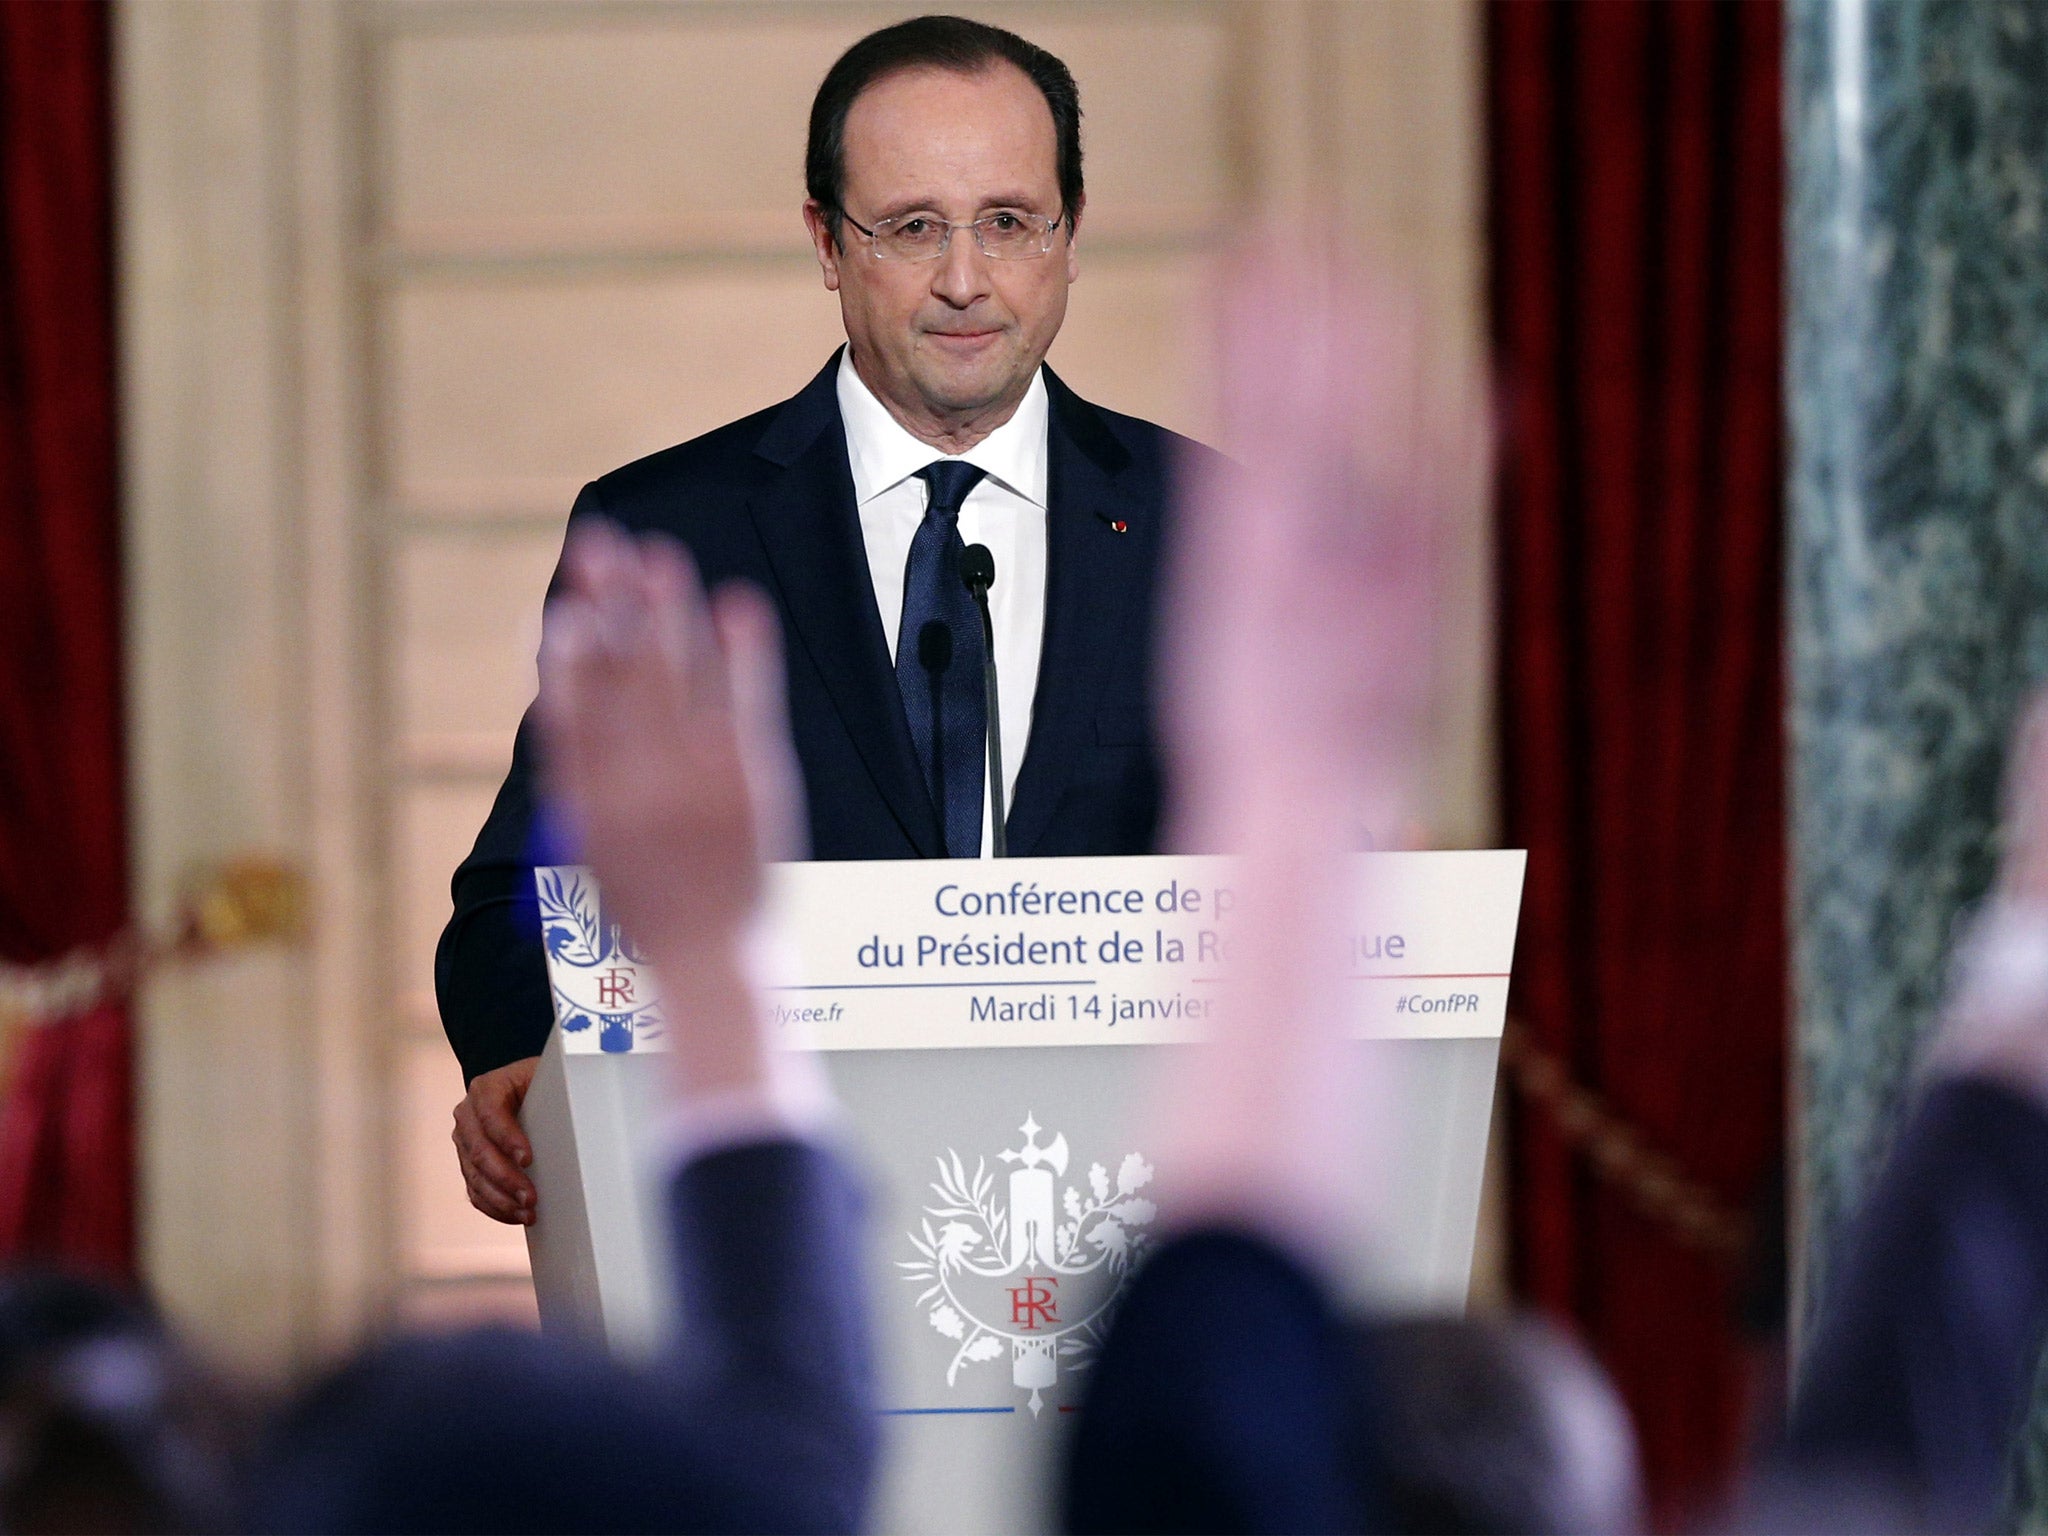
[1361,1314,1642,1536]
[803,16,1084,446]
[0,1270,235,1534]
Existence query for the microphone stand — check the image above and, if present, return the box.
[961,544,1005,857]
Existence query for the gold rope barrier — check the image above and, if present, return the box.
[0,856,308,1039]
[1499,1018,1752,1265]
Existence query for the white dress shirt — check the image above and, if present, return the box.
[837,351,1047,858]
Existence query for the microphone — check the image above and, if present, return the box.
[960,544,1005,857]
[961,543,995,602]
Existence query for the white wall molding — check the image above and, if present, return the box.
[118,0,384,1374]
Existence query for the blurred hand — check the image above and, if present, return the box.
[536,520,803,957]
[453,1056,538,1225]
[1147,247,1484,1254]
[535,519,809,1106]
[1164,247,1483,853]
[1999,692,2048,907]
[1930,689,2048,1103]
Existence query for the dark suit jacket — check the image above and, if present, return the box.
[248,1140,874,1535]
[1771,1075,2048,1531]
[1062,1229,1387,1535]
[437,353,1203,1083]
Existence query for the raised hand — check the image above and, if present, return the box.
[1164,247,1482,854]
[1997,692,2048,909]
[534,520,807,1102]
[1148,247,1485,1255]
[1931,689,2048,1102]
[536,520,801,960]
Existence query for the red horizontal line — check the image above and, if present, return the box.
[1187,973,1510,984]
[1351,973,1511,981]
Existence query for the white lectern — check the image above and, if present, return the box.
[523,852,1523,1535]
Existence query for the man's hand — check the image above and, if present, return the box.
[1146,246,1481,1257]
[1163,247,1482,854]
[1925,688,2048,1106]
[537,521,803,957]
[1998,692,2048,907]
[452,1056,539,1225]
[536,521,814,1107]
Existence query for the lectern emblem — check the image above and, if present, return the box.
[899,1116,1157,1415]
[535,867,666,1053]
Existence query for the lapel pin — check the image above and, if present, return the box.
[1110,520,1128,534]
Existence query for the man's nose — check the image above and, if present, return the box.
[929,227,993,307]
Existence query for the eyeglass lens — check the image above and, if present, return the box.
[870,213,1056,261]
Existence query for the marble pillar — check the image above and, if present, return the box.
[1789,0,2048,1510]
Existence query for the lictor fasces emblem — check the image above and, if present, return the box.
[899,1115,1157,1415]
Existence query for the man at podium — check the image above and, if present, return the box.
[435,15,1212,1225]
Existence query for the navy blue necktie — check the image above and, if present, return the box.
[897,461,989,857]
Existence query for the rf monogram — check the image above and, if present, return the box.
[1008,1275,1059,1330]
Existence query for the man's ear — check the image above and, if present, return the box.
[802,200,844,293]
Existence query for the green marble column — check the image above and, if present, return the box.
[1789,0,2048,1512]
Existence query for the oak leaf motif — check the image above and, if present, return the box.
[1117,1154,1155,1196]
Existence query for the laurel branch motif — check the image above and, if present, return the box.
[537,868,604,967]
[535,867,664,1052]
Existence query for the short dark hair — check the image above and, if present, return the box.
[806,15,1083,247]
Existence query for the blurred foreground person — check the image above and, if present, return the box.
[1742,692,2048,1533]
[1061,250,1640,1535]
[0,1270,236,1534]
[1364,1316,1641,1536]
[249,532,874,1534]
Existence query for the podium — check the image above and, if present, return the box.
[523,852,1523,1534]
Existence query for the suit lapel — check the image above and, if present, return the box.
[746,357,943,856]
[1005,370,1148,857]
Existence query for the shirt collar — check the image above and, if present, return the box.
[837,349,1049,510]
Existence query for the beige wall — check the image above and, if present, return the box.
[120,0,1489,1371]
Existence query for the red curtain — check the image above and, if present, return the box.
[0,0,131,1280]
[1490,0,1784,1517]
